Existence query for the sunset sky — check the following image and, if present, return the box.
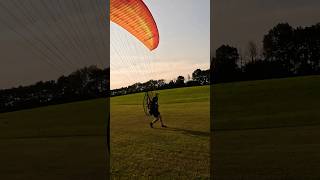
[1,0,319,89]
[110,0,210,89]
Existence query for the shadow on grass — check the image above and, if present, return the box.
[154,127,210,137]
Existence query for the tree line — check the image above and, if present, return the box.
[0,66,209,113]
[110,68,210,96]
[2,22,317,113]
[212,22,320,83]
[0,66,109,113]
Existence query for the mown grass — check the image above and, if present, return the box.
[213,75,320,179]
[110,86,210,179]
[0,99,108,180]
[2,75,317,179]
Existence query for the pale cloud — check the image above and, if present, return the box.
[111,58,209,89]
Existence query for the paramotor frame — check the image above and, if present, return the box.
[143,91,155,116]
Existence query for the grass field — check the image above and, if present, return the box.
[0,99,108,180]
[2,75,319,179]
[110,86,210,178]
[213,75,320,179]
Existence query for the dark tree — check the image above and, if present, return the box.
[243,60,289,80]
[263,23,294,75]
[192,69,210,85]
[293,23,320,74]
[247,41,258,63]
[176,76,185,87]
[213,45,240,83]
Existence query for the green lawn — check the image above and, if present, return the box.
[213,75,320,179]
[0,86,210,179]
[0,99,108,180]
[2,75,318,179]
[110,86,210,178]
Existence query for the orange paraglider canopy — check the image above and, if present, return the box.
[110,0,159,51]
